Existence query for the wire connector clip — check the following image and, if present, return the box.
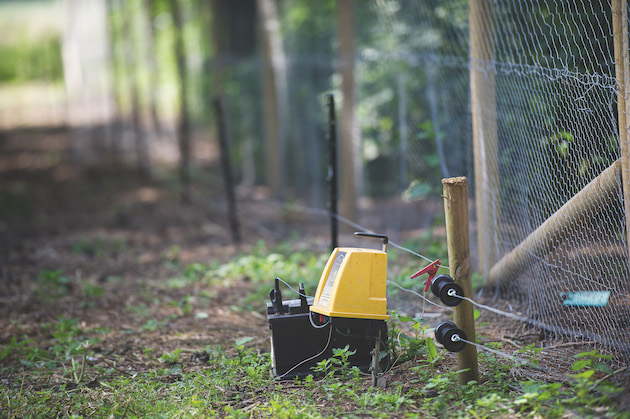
[410,259,441,292]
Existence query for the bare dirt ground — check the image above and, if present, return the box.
[2,126,630,411]
[0,126,286,384]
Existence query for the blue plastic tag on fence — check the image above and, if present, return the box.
[563,291,611,307]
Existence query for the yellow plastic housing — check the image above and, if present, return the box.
[310,247,388,320]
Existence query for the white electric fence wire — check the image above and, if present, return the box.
[421,291,425,319]
[279,201,450,269]
[444,290,630,354]
[275,324,333,380]
[392,316,540,370]
[387,280,452,312]
[447,290,528,323]
[275,277,312,299]
[390,325,409,372]
[450,335,543,371]
[308,311,331,329]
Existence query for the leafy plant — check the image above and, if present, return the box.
[82,282,105,299]
[67,341,91,384]
[388,311,437,364]
[309,345,363,405]
[158,349,183,364]
[0,336,36,364]
[312,345,360,380]
[37,269,71,290]
[72,236,127,257]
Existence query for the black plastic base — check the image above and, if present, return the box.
[267,299,388,380]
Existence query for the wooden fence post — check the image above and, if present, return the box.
[612,0,630,261]
[442,177,479,385]
[470,0,499,277]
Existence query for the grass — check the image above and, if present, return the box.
[1,239,629,417]
[1,337,625,417]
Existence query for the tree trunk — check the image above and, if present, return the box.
[142,0,163,137]
[119,0,149,174]
[337,0,358,224]
[63,0,114,165]
[257,0,288,197]
[170,0,191,201]
[104,0,122,163]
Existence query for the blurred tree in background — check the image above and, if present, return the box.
[0,0,475,216]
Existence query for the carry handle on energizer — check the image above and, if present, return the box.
[354,232,389,252]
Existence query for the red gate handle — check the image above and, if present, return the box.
[410,259,441,292]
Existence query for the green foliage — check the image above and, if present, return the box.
[0,336,35,363]
[356,0,471,198]
[72,236,127,257]
[162,244,182,262]
[35,270,72,302]
[176,245,330,311]
[403,179,432,201]
[425,336,438,363]
[35,269,104,306]
[0,317,98,374]
[82,282,105,299]
[0,29,62,83]
[388,311,441,365]
[176,295,193,316]
[312,345,360,380]
[208,251,326,288]
[355,384,411,412]
[140,316,176,332]
[38,269,68,285]
[158,349,183,364]
[0,0,63,84]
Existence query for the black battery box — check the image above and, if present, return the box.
[267,278,388,380]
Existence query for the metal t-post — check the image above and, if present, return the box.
[327,94,339,251]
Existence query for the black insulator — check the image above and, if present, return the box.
[434,320,453,345]
[431,274,464,307]
[434,321,467,352]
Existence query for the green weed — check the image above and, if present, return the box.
[388,311,437,364]
[72,236,127,257]
[82,282,105,300]
[158,349,183,364]
[36,270,72,299]
[0,317,98,374]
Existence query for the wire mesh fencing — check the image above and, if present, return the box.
[367,0,630,361]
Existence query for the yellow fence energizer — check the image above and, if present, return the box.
[266,232,390,383]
